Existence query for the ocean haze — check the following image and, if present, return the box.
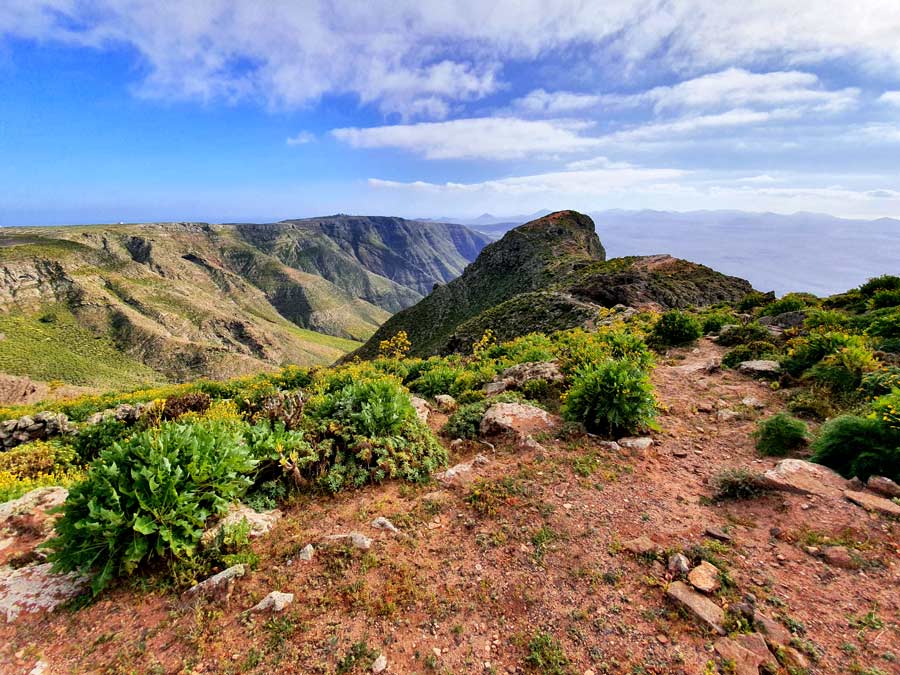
[457,210,900,297]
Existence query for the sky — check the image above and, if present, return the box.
[1,1,900,226]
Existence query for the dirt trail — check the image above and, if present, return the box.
[1,340,898,674]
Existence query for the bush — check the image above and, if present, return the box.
[737,291,774,311]
[803,309,849,331]
[859,368,900,399]
[302,376,447,492]
[651,311,702,347]
[562,360,656,436]
[700,311,735,334]
[712,468,769,501]
[0,440,76,480]
[811,414,900,482]
[409,365,462,397]
[722,341,778,368]
[525,631,570,675]
[717,323,771,347]
[871,389,900,431]
[806,345,880,398]
[866,310,900,340]
[161,392,212,421]
[759,293,813,317]
[72,417,132,462]
[781,331,863,377]
[753,413,808,456]
[48,421,256,594]
[787,387,837,421]
[868,289,900,310]
[859,275,900,297]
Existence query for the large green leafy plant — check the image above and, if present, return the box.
[562,359,657,436]
[47,421,256,595]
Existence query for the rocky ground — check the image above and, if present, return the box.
[1,340,898,675]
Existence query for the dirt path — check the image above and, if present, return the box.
[1,340,898,674]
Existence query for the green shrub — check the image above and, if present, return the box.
[525,631,569,675]
[722,341,778,368]
[753,413,809,456]
[72,417,132,462]
[787,387,837,421]
[782,331,863,377]
[868,289,900,310]
[562,360,656,436]
[717,323,771,347]
[302,376,447,492]
[805,345,880,399]
[0,440,76,479]
[859,275,900,297]
[871,389,900,431]
[651,310,702,347]
[712,468,769,500]
[859,368,900,399]
[804,309,849,331]
[48,421,256,594]
[812,415,900,482]
[410,365,463,397]
[866,310,900,340]
[759,293,813,317]
[700,311,735,334]
[737,291,774,311]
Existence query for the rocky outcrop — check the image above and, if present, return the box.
[0,564,88,623]
[0,412,70,450]
[665,580,725,634]
[479,402,559,438]
[760,459,851,499]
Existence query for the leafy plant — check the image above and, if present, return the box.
[717,322,771,347]
[859,275,900,297]
[722,341,778,368]
[562,359,657,436]
[753,413,809,456]
[47,421,256,595]
[712,468,769,501]
[525,631,570,674]
[651,310,702,347]
[869,289,900,310]
[811,414,900,482]
[759,293,815,317]
[72,417,131,462]
[700,311,735,334]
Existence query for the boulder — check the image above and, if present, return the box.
[667,553,691,576]
[737,360,781,378]
[714,637,766,675]
[297,544,315,561]
[0,486,68,523]
[688,560,721,593]
[435,454,489,484]
[733,633,777,670]
[250,591,294,613]
[758,311,806,329]
[866,475,900,499]
[666,580,726,634]
[484,381,508,396]
[410,396,430,423]
[617,437,653,456]
[844,489,900,518]
[0,563,88,623]
[500,361,564,387]
[371,654,388,673]
[479,402,558,438]
[185,564,246,601]
[201,504,282,546]
[754,613,792,651]
[434,394,458,413]
[760,459,851,499]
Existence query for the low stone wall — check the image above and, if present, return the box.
[0,412,70,450]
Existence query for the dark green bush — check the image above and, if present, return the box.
[700,311,735,334]
[753,413,808,456]
[868,289,900,310]
[803,309,849,331]
[72,417,132,462]
[859,275,900,297]
[409,364,462,397]
[302,377,447,492]
[717,323,771,347]
[722,341,778,368]
[781,331,861,377]
[759,293,812,317]
[859,368,900,398]
[866,310,900,340]
[811,415,900,482]
[48,421,256,595]
[651,310,702,347]
[737,291,774,312]
[562,360,656,436]
[787,387,837,421]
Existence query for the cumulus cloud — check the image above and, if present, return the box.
[332,117,603,160]
[2,1,899,116]
[604,68,860,113]
[511,89,602,115]
[879,91,900,107]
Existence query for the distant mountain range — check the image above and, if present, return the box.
[0,216,490,387]
[441,209,900,296]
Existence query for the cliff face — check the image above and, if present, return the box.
[0,217,490,385]
[355,211,753,358]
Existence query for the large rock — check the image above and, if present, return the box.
[495,362,565,390]
[201,503,282,546]
[760,459,851,499]
[666,580,726,634]
[754,613,792,651]
[410,396,430,423]
[0,563,88,623]
[688,560,721,593]
[479,402,559,438]
[758,311,806,329]
[0,486,68,523]
[844,490,900,518]
[434,394,458,413]
[737,360,781,378]
[185,564,246,600]
[865,476,900,499]
[714,637,766,675]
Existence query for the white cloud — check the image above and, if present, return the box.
[605,68,860,113]
[332,117,602,160]
[565,156,634,170]
[512,89,601,115]
[286,131,315,146]
[879,91,900,107]
[2,1,899,116]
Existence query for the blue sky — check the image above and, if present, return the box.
[1,1,900,226]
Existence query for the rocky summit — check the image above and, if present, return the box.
[356,210,753,357]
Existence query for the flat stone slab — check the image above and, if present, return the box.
[688,560,721,593]
[0,487,68,523]
[867,476,900,498]
[760,459,851,499]
[737,360,781,378]
[185,564,246,600]
[321,532,372,550]
[0,563,88,623]
[666,580,725,634]
[714,637,766,675]
[845,490,900,518]
[754,612,792,650]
